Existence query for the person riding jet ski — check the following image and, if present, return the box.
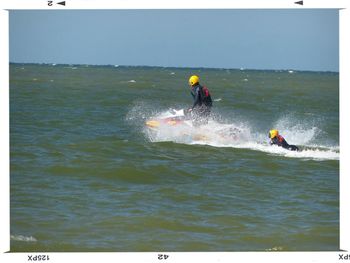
[187,75,213,126]
[268,129,299,151]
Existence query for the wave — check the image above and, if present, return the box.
[186,129,339,161]
[225,142,339,161]
[10,235,37,242]
[131,106,339,161]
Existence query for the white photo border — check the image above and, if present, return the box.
[1,1,349,262]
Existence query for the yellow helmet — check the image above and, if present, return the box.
[189,75,199,86]
[269,129,279,139]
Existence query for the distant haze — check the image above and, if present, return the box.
[10,9,339,72]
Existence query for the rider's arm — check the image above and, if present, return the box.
[270,137,277,145]
[192,87,200,109]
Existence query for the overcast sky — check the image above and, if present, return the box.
[9,9,339,71]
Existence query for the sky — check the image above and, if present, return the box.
[9,9,339,72]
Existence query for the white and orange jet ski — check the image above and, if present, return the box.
[145,109,192,130]
[145,109,245,143]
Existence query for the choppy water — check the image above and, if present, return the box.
[10,63,339,251]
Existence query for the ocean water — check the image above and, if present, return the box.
[10,63,339,251]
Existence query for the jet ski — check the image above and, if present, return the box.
[145,109,246,144]
[145,109,192,130]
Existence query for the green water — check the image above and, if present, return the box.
[10,63,339,251]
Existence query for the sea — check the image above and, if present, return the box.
[9,63,339,252]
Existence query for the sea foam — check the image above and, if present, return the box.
[143,109,339,161]
[10,235,37,242]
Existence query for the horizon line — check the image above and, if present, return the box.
[9,62,339,74]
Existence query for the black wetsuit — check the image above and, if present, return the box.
[190,84,212,125]
[270,135,299,151]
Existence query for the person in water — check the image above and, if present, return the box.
[187,75,213,125]
[268,129,299,151]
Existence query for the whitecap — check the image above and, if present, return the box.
[11,235,37,242]
[266,246,283,251]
